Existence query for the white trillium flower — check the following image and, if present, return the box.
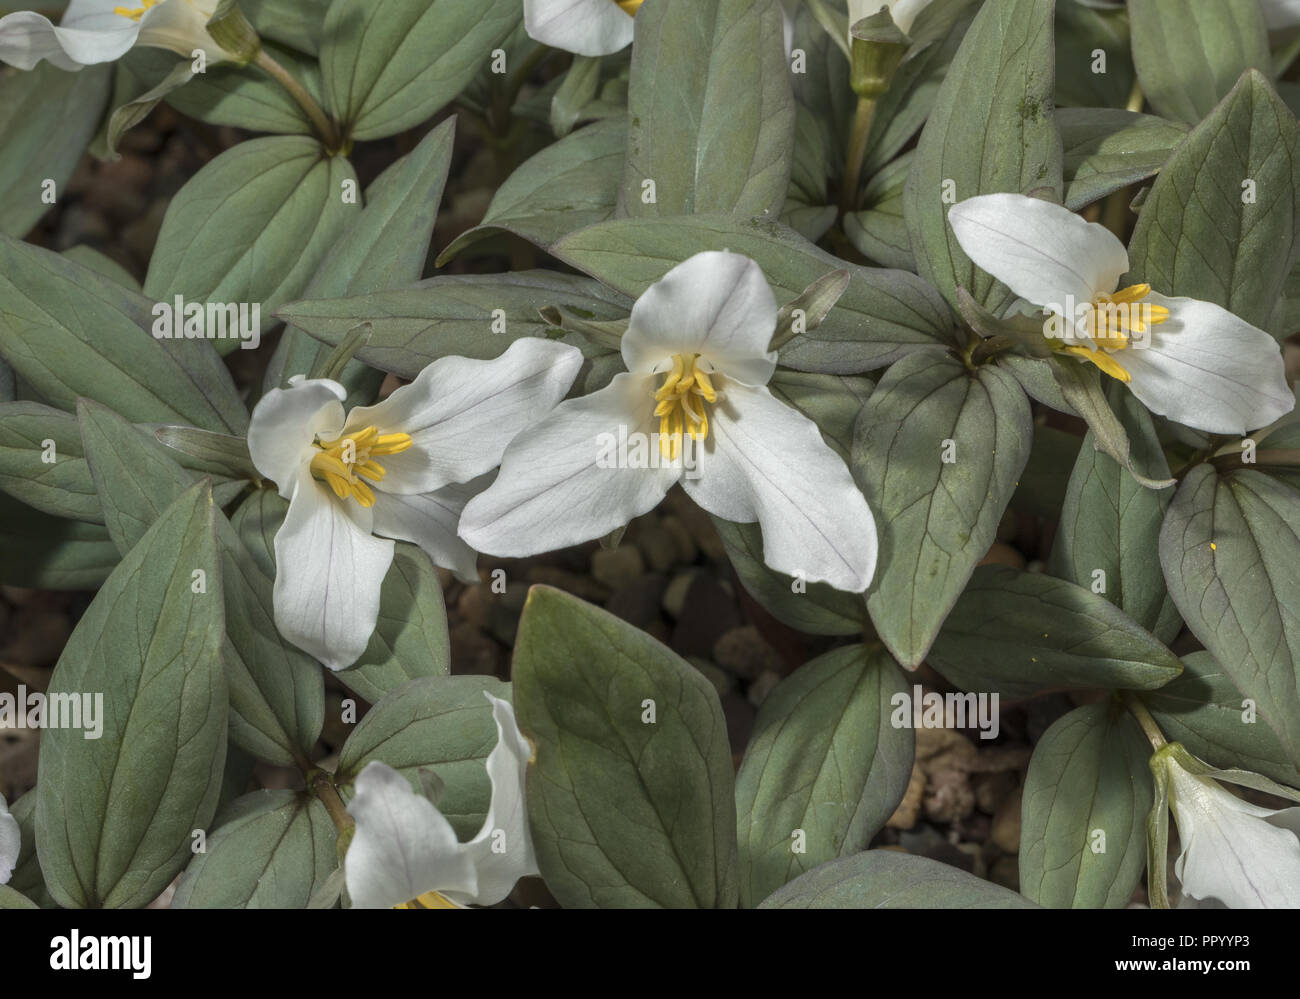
[345,692,538,909]
[523,0,641,57]
[1164,756,1300,909]
[0,0,237,71]
[0,792,18,885]
[247,338,583,670]
[948,193,1295,436]
[459,251,879,593]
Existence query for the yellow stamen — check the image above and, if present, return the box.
[616,0,644,14]
[308,424,413,508]
[113,0,159,21]
[654,353,718,460]
[1055,283,1170,385]
[395,890,461,909]
[1063,344,1132,383]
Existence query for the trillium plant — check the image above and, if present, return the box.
[1,0,1300,936]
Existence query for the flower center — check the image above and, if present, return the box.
[395,891,460,909]
[615,0,644,13]
[653,353,717,460]
[1059,283,1170,384]
[113,0,161,21]
[309,425,413,508]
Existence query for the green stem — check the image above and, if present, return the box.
[313,774,354,835]
[254,49,343,152]
[840,96,877,218]
[1122,692,1167,752]
[1098,79,1147,236]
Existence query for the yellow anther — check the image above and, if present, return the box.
[308,425,413,508]
[1063,344,1132,383]
[396,891,460,910]
[1056,283,1169,385]
[616,0,644,14]
[654,353,717,460]
[113,0,158,21]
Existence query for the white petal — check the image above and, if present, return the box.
[344,761,477,909]
[344,339,583,495]
[272,472,394,671]
[888,0,933,34]
[0,5,138,70]
[622,251,779,385]
[459,372,679,557]
[524,0,634,56]
[0,792,19,885]
[1170,768,1300,909]
[371,475,491,585]
[445,693,539,907]
[248,378,347,501]
[1120,293,1295,435]
[685,382,878,592]
[135,0,229,62]
[1261,0,1300,30]
[948,193,1128,320]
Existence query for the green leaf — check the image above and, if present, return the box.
[153,425,260,481]
[0,493,118,589]
[171,790,337,908]
[337,676,509,839]
[279,271,630,378]
[845,153,913,269]
[758,850,1039,908]
[1049,359,1175,490]
[62,246,141,291]
[513,586,738,908]
[0,236,247,433]
[78,398,202,554]
[860,0,981,178]
[550,54,601,137]
[267,118,456,396]
[621,0,794,217]
[1143,651,1299,789]
[1059,108,1189,211]
[903,0,1062,312]
[1019,702,1154,908]
[0,402,99,522]
[7,792,54,908]
[928,565,1184,698]
[144,136,360,352]
[1159,464,1300,767]
[322,0,519,141]
[340,544,453,705]
[1053,0,1133,109]
[230,488,287,578]
[735,644,913,907]
[767,369,873,462]
[551,214,955,373]
[79,401,323,767]
[35,482,227,909]
[104,59,195,157]
[0,62,110,237]
[0,885,37,909]
[1050,383,1182,643]
[243,0,330,55]
[437,117,627,265]
[1127,70,1300,335]
[122,45,315,136]
[1128,0,1269,125]
[712,518,866,636]
[851,352,1033,666]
